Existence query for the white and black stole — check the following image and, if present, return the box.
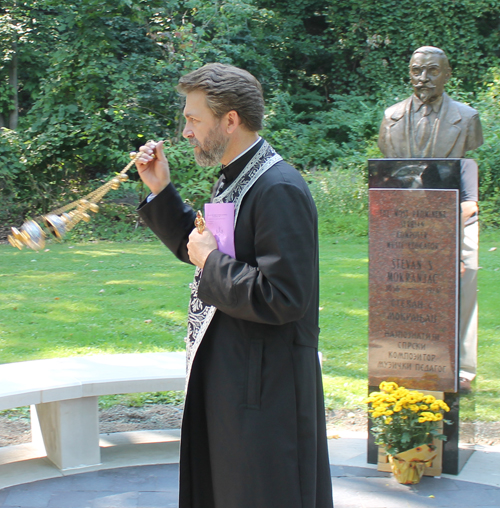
[185,140,282,388]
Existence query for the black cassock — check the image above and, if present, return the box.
[138,139,334,508]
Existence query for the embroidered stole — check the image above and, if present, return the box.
[185,140,283,388]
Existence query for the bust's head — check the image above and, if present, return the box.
[409,47,451,104]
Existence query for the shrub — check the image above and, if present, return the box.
[308,163,369,237]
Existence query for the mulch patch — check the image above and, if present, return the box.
[1,405,499,447]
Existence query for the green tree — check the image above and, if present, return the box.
[2,0,500,228]
[257,0,500,100]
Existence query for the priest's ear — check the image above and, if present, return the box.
[224,110,242,134]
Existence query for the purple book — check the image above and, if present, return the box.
[204,203,235,258]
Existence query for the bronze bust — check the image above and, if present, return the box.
[378,46,483,158]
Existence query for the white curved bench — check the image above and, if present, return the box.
[0,352,186,471]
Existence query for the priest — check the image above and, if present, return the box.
[134,63,334,508]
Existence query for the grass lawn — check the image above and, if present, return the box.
[1,230,499,420]
[319,230,500,422]
[0,241,191,361]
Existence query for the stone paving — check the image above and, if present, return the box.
[1,463,500,508]
[0,465,178,508]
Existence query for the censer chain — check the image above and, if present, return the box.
[8,149,146,251]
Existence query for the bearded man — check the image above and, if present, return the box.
[134,63,334,508]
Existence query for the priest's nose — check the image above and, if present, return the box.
[183,125,194,139]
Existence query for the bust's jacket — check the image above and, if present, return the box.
[378,92,483,158]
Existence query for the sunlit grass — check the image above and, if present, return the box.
[319,237,369,411]
[0,242,192,363]
[473,229,500,420]
[1,230,499,420]
[318,231,500,422]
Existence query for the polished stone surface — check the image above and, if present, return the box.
[368,188,459,391]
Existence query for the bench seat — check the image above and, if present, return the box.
[0,352,186,471]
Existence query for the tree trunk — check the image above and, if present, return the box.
[174,104,184,144]
[8,42,18,130]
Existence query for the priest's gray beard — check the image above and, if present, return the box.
[190,124,229,167]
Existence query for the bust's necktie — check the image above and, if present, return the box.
[416,104,432,151]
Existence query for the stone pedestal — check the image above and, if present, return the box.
[31,397,101,470]
[368,188,460,391]
[366,158,474,475]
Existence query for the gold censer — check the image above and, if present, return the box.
[8,149,147,251]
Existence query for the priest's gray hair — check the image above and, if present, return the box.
[177,63,265,132]
[410,46,451,71]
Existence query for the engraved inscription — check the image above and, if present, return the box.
[368,188,459,392]
[387,313,437,323]
[387,272,438,283]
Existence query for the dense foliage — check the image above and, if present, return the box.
[1,0,500,236]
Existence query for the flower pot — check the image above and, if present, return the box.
[388,444,438,485]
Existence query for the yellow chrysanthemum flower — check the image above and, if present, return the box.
[379,381,398,393]
[419,412,435,422]
[412,394,424,403]
[439,401,450,412]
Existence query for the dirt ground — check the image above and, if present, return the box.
[0,405,183,447]
[1,405,499,448]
